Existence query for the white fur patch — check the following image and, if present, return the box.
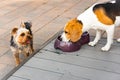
[117,38,120,42]
[115,16,120,27]
[17,28,29,36]
[110,0,116,4]
[61,33,69,42]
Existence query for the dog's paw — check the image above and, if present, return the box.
[117,38,120,42]
[88,42,96,46]
[101,46,110,51]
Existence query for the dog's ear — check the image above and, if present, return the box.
[24,21,32,29]
[65,18,83,42]
[11,28,18,36]
[20,22,25,28]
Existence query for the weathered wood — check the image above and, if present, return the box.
[8,76,28,80]
[2,0,120,80]
[24,57,120,80]
[12,66,62,80]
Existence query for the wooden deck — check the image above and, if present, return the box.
[0,0,97,79]
[8,37,120,80]
[0,0,120,80]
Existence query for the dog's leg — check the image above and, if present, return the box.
[30,41,34,53]
[89,30,101,46]
[30,46,34,54]
[24,46,33,58]
[28,45,34,55]
[23,51,29,58]
[101,26,114,51]
[14,52,20,66]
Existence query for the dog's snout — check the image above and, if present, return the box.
[61,33,70,42]
[59,36,62,41]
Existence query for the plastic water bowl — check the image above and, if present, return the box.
[54,32,90,52]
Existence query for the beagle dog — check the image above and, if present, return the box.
[61,0,120,51]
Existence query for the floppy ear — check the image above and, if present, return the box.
[69,19,83,42]
[20,22,25,28]
[11,28,18,36]
[70,27,82,42]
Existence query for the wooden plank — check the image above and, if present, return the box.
[12,66,62,80]
[0,0,18,8]
[8,76,28,80]
[0,47,9,56]
[31,0,82,32]
[0,50,15,66]
[1,3,54,30]
[24,57,120,80]
[0,64,14,80]
[0,0,27,16]
[34,49,120,74]
[34,22,63,45]
[0,1,41,27]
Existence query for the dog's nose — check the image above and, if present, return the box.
[59,36,62,41]
[60,37,62,41]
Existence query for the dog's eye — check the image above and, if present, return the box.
[65,31,68,34]
[20,33,25,36]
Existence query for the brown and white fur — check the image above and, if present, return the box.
[10,22,34,66]
[61,0,120,51]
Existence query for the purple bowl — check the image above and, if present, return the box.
[54,32,90,52]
